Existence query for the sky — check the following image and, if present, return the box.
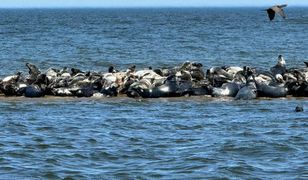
[0,0,307,8]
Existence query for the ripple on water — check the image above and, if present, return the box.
[219,163,257,178]
[36,126,55,131]
[2,121,28,133]
[174,124,204,130]
[90,151,119,161]
[236,130,259,138]
[45,158,59,165]
[6,150,29,159]
[288,135,306,143]
[72,153,88,159]
[42,171,61,179]
[63,175,84,180]
[87,138,98,144]
[32,136,45,142]
[219,140,270,157]
[0,168,17,180]
[184,156,217,164]
[264,129,288,136]
[269,142,297,153]
[35,143,51,150]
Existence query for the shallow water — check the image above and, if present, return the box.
[0,8,308,179]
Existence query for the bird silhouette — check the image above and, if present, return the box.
[266,4,287,21]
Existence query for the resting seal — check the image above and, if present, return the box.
[270,55,286,76]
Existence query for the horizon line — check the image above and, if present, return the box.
[0,5,308,9]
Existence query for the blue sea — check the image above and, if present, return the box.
[0,8,307,179]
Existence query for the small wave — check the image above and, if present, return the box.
[42,171,61,179]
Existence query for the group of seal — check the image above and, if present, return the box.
[0,55,307,99]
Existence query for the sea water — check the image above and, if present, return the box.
[0,8,307,179]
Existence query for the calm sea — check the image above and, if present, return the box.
[0,8,307,179]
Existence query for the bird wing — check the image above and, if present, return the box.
[271,5,287,18]
[267,8,276,21]
[277,4,287,8]
[272,6,287,19]
[278,8,286,19]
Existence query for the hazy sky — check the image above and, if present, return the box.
[0,0,307,8]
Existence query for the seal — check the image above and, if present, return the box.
[211,67,247,97]
[270,55,286,76]
[24,74,48,97]
[295,105,304,112]
[128,75,192,98]
[51,87,74,96]
[289,81,308,97]
[0,72,25,96]
[24,84,44,97]
[26,63,41,84]
[256,82,288,98]
[234,68,257,100]
[212,82,241,97]
[69,79,94,97]
[206,67,233,87]
[126,79,152,98]
[189,80,212,96]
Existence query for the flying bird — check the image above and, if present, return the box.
[266,4,287,21]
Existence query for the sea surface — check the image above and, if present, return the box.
[0,8,308,179]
